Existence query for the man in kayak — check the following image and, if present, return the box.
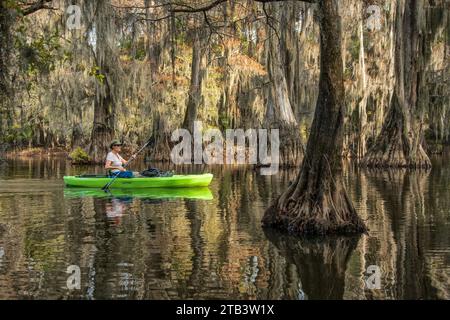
[105,140,136,178]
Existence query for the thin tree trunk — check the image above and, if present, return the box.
[182,28,206,133]
[0,1,13,139]
[218,2,239,130]
[357,16,368,159]
[0,1,12,98]
[263,0,366,236]
[145,0,162,83]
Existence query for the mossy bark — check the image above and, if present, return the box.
[262,0,366,236]
[183,28,206,133]
[89,0,117,163]
[0,2,13,140]
[0,1,12,98]
[147,113,172,162]
[362,0,431,169]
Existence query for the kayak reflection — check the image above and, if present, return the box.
[63,187,214,200]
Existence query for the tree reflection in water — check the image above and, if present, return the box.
[0,159,449,299]
[265,230,360,300]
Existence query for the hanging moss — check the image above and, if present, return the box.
[0,0,448,169]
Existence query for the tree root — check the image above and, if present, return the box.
[263,179,367,236]
[361,141,431,169]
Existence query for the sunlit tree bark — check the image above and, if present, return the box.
[0,1,12,99]
[0,2,12,139]
[89,0,118,163]
[362,0,431,169]
[183,26,206,133]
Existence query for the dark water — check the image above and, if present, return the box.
[0,156,449,300]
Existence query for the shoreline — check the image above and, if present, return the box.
[1,147,69,159]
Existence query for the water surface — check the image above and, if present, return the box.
[0,157,449,299]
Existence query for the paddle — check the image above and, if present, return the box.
[102,138,154,191]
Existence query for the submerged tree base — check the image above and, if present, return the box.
[360,102,432,170]
[263,175,367,236]
[362,150,432,169]
[147,115,174,162]
[362,139,432,169]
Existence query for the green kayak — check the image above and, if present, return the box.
[64,187,213,200]
[63,173,213,189]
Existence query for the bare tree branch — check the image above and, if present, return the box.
[169,0,228,13]
[262,2,280,42]
[22,0,55,16]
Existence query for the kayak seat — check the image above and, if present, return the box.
[141,168,174,178]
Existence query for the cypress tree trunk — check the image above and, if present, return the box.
[265,7,297,126]
[148,112,172,161]
[357,14,368,160]
[362,0,431,169]
[0,1,11,98]
[89,0,117,163]
[90,81,115,162]
[218,2,239,130]
[0,1,13,139]
[264,2,303,167]
[182,27,206,133]
[262,0,366,236]
[281,2,299,117]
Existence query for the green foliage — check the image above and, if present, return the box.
[120,37,147,61]
[21,125,33,141]
[219,114,231,129]
[69,147,91,164]
[89,66,106,84]
[4,124,33,146]
[62,50,73,64]
[15,24,63,75]
[344,64,353,80]
[348,34,360,61]
[134,46,147,61]
[3,0,21,13]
